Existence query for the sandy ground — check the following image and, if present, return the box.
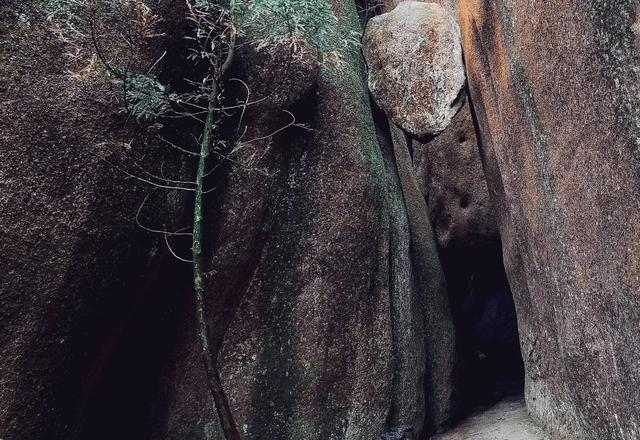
[431,397,549,440]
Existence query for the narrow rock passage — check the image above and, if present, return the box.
[431,397,548,440]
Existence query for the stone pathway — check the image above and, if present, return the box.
[431,397,549,440]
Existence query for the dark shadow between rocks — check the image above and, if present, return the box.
[444,241,525,416]
[444,90,525,419]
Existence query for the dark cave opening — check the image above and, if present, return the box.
[441,241,525,419]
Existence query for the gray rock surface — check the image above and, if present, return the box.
[363,2,465,138]
[382,0,458,18]
[388,123,456,432]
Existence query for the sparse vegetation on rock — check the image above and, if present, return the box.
[42,1,357,438]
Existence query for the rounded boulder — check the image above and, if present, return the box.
[363,1,465,138]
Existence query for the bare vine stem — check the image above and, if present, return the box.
[191,18,242,440]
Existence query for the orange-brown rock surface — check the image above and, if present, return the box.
[459,1,640,439]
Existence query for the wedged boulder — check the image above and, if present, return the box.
[382,0,458,18]
[363,2,465,138]
[159,1,455,439]
[460,1,640,439]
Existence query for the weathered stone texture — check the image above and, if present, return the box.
[363,2,465,138]
[383,0,458,18]
[158,1,456,439]
[388,123,456,432]
[459,1,640,439]
[414,101,498,251]
[0,3,189,439]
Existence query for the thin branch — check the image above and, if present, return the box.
[229,78,250,131]
[164,234,193,263]
[203,161,222,178]
[209,149,269,176]
[135,194,194,236]
[127,156,198,186]
[92,152,196,192]
[146,50,167,75]
[241,110,297,143]
[217,24,236,79]
[88,7,125,80]
[201,186,219,195]
[156,136,200,157]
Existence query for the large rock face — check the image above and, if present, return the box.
[0,2,190,439]
[363,2,466,138]
[460,1,640,439]
[386,121,457,432]
[0,1,456,440]
[158,2,456,439]
[0,7,458,437]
